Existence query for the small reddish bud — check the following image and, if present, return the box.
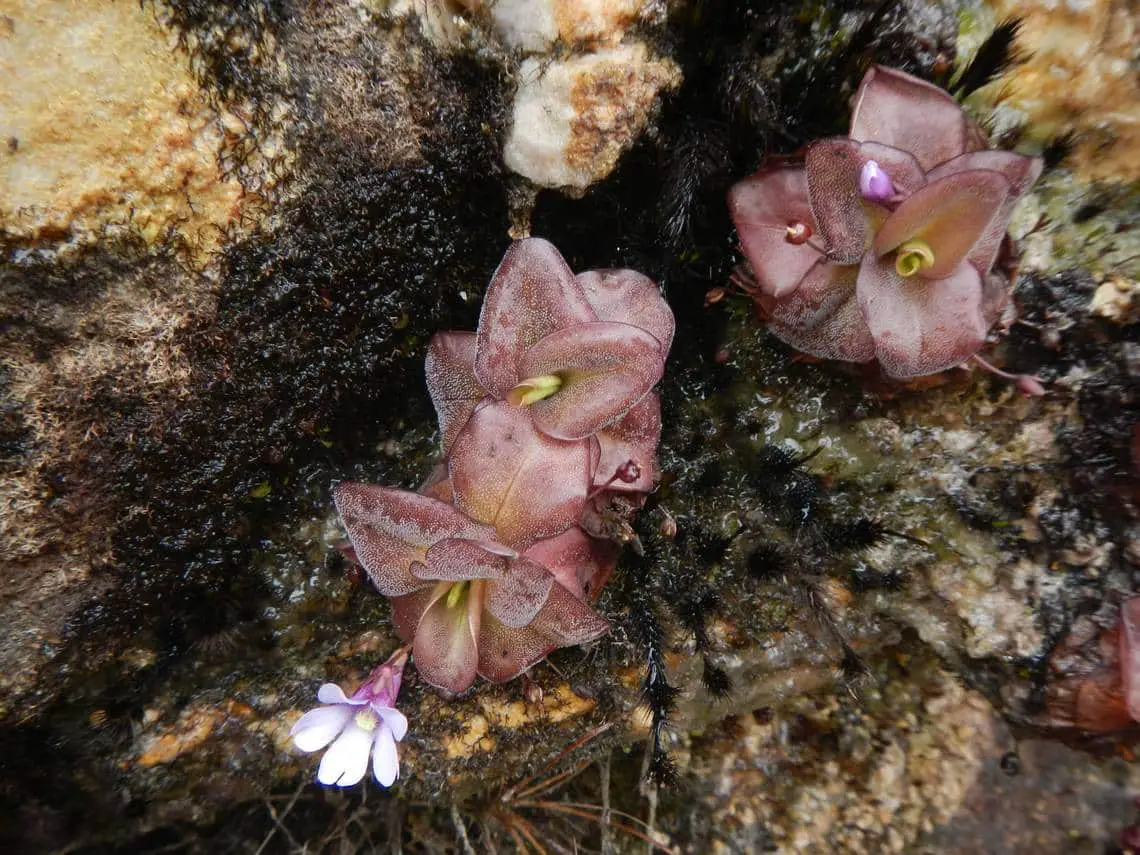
[704,287,726,306]
[1015,374,1046,397]
[658,510,677,539]
[523,675,544,706]
[616,460,641,483]
[784,221,812,245]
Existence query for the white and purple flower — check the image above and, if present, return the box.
[291,647,409,788]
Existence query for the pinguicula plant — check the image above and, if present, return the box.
[334,238,673,702]
[728,65,1043,388]
[295,239,671,786]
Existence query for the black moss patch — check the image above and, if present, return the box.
[152,0,292,192]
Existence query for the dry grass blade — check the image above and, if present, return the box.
[501,722,614,803]
[519,802,676,854]
[510,759,593,803]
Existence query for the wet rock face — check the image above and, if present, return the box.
[2,0,1139,851]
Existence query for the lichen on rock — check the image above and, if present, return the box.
[504,43,681,192]
[0,0,277,259]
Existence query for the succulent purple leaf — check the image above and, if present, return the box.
[411,581,482,697]
[576,268,676,354]
[767,262,874,364]
[523,527,619,600]
[594,392,662,494]
[804,139,925,264]
[390,586,438,648]
[391,567,608,694]
[421,537,514,581]
[485,557,555,628]
[857,255,987,378]
[333,482,498,597]
[528,578,612,646]
[727,166,821,299]
[519,321,665,440]
[425,332,484,454]
[476,582,610,684]
[849,65,981,170]
[872,169,1011,279]
[448,400,593,547]
[924,150,1044,274]
[474,238,597,400]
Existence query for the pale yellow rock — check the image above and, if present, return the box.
[469,0,652,52]
[984,0,1140,182]
[444,712,493,759]
[135,700,254,767]
[503,43,681,191]
[1091,275,1140,323]
[0,0,253,258]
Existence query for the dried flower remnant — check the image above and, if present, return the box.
[291,646,410,787]
[728,65,1043,385]
[336,239,673,696]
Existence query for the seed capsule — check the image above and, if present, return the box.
[616,460,641,483]
[785,222,812,245]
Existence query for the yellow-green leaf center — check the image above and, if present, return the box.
[445,580,469,609]
[894,239,935,278]
[507,374,563,407]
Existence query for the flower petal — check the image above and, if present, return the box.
[576,269,675,353]
[474,238,597,400]
[849,65,970,171]
[411,582,481,696]
[333,483,497,597]
[291,705,354,753]
[856,256,987,378]
[805,138,926,264]
[924,150,1043,273]
[376,707,409,742]
[486,558,555,628]
[422,537,513,581]
[316,683,354,706]
[523,528,619,601]
[522,322,664,440]
[766,261,875,364]
[727,166,822,299]
[872,170,1012,279]
[372,726,400,788]
[317,723,373,787]
[425,332,484,454]
[593,393,661,494]
[449,401,592,547]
